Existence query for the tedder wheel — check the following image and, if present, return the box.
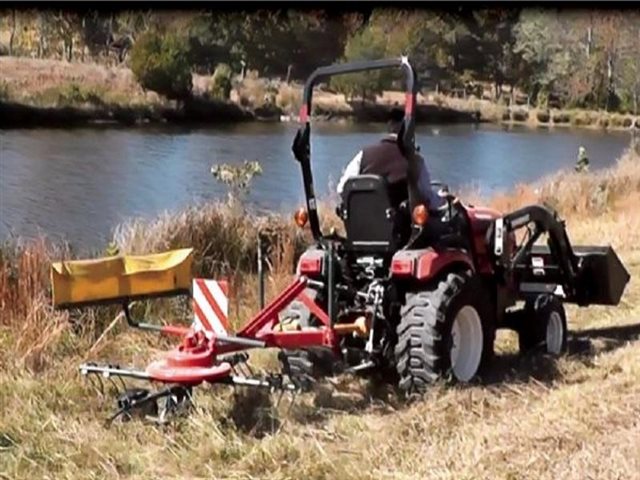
[395,272,495,394]
[518,294,568,355]
[277,292,337,384]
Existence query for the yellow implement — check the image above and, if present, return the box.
[51,248,194,308]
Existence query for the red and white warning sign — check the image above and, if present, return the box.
[192,278,229,337]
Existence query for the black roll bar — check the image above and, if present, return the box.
[292,57,418,241]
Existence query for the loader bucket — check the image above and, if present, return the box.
[527,244,630,306]
[574,246,631,306]
[51,248,193,308]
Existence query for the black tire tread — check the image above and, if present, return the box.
[395,272,495,394]
[518,294,567,354]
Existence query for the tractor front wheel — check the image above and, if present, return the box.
[518,294,567,355]
[395,272,495,394]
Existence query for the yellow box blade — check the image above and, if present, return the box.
[51,248,194,308]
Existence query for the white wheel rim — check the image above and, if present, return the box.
[450,306,483,382]
[546,311,564,355]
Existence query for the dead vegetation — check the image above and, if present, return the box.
[0,57,158,107]
[1,148,639,479]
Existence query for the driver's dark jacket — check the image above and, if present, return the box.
[337,135,443,210]
[359,137,411,209]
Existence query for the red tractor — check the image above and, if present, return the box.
[278,57,630,392]
[54,58,629,421]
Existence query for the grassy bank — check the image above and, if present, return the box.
[1,57,473,128]
[0,148,639,479]
[5,57,638,130]
[432,93,640,131]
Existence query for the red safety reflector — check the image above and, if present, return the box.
[405,93,414,115]
[192,278,230,337]
[299,104,309,123]
[391,258,413,276]
[299,257,322,274]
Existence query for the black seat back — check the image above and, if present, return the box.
[342,175,405,253]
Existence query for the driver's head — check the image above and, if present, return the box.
[387,107,405,134]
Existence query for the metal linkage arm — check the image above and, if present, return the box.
[121,301,191,337]
[237,276,309,338]
[499,205,581,299]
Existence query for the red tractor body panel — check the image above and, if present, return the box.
[391,205,503,280]
[464,205,502,274]
[391,248,475,280]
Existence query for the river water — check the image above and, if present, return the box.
[0,122,632,249]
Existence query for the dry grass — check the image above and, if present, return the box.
[0,57,160,107]
[1,149,639,479]
[487,147,640,217]
[275,84,302,113]
[431,93,507,123]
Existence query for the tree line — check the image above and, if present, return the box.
[1,8,639,113]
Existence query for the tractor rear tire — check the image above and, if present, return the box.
[277,293,337,386]
[518,294,567,355]
[395,272,495,394]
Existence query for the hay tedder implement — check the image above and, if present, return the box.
[51,58,631,423]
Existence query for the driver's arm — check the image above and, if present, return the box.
[336,150,363,195]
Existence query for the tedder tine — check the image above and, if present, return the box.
[83,369,106,398]
[106,386,176,426]
[106,374,125,397]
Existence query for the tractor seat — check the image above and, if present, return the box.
[340,175,410,253]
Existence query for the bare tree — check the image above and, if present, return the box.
[51,11,80,61]
[616,14,640,114]
[9,9,17,55]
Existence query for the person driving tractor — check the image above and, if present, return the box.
[336,107,444,212]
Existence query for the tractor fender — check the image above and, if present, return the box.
[391,248,475,280]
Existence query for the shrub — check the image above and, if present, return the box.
[236,77,268,107]
[210,63,233,100]
[210,160,263,211]
[552,111,570,124]
[130,31,192,100]
[511,108,529,122]
[610,114,626,128]
[536,110,550,123]
[611,116,635,129]
[570,111,596,127]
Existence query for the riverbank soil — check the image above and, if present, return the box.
[0,148,639,478]
[3,57,639,129]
